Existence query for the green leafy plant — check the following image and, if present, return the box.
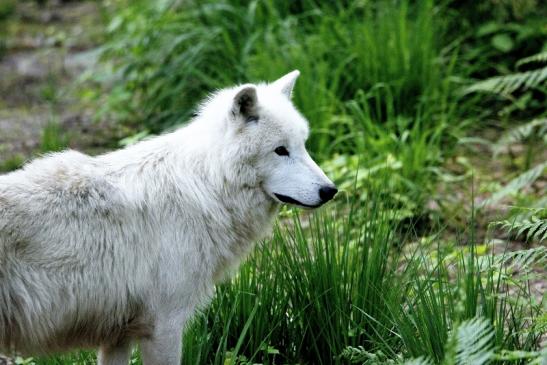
[465,67,547,95]
[492,118,547,157]
[98,0,454,157]
[479,161,547,208]
[495,212,547,243]
[345,318,496,365]
[345,317,545,365]
[466,52,547,211]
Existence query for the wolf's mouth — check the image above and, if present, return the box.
[273,193,321,208]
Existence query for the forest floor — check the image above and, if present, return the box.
[0,0,122,171]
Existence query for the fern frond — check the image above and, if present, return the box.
[508,198,547,220]
[479,162,547,208]
[517,51,547,68]
[498,215,547,242]
[340,346,398,364]
[403,358,434,365]
[531,196,547,209]
[340,346,369,363]
[494,349,547,363]
[493,118,547,156]
[454,318,494,365]
[493,246,547,273]
[401,318,495,365]
[464,67,547,95]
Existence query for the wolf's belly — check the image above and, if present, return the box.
[0,263,153,354]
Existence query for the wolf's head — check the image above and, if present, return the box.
[213,71,337,208]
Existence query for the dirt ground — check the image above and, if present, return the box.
[0,0,121,169]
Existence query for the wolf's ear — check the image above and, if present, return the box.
[272,70,300,98]
[233,86,258,120]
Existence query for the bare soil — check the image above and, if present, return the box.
[0,0,122,167]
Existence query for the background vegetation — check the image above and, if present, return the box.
[0,0,545,364]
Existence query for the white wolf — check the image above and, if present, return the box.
[0,71,337,364]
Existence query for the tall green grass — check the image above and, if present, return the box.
[97,0,463,220]
[100,0,457,155]
[181,195,403,364]
[177,190,543,364]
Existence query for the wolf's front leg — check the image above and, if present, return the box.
[139,312,185,365]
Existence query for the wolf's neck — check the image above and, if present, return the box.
[171,133,279,270]
[102,124,278,238]
[101,126,279,282]
[204,181,279,282]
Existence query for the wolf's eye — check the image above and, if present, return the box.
[274,146,289,156]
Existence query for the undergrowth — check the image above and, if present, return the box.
[94,0,465,221]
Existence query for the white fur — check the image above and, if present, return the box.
[0,71,335,364]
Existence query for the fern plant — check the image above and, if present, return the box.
[464,51,547,96]
[405,318,495,365]
[343,318,495,364]
[464,68,547,95]
[492,118,547,157]
[451,318,494,365]
[466,52,546,214]
[479,161,547,208]
[343,318,545,364]
[495,209,547,243]
[516,51,547,67]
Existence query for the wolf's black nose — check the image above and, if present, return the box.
[319,186,338,202]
